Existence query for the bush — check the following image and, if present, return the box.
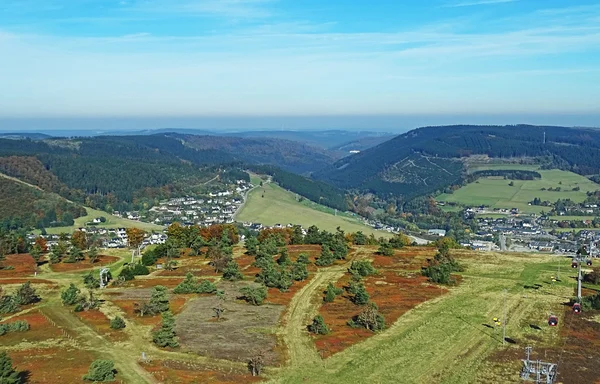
[0,295,20,315]
[290,262,308,281]
[581,293,600,310]
[239,285,267,306]
[0,320,30,336]
[377,242,394,256]
[61,283,81,306]
[109,316,126,330]
[83,360,116,382]
[323,283,343,303]
[348,260,377,277]
[296,253,310,264]
[307,315,330,335]
[173,273,217,294]
[348,281,369,305]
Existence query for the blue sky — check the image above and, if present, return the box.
[0,0,599,130]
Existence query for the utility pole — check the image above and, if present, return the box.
[577,261,582,302]
[503,289,507,345]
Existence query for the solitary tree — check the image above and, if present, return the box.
[30,243,43,265]
[239,286,267,306]
[323,283,343,303]
[83,360,116,382]
[351,303,385,331]
[110,316,126,330]
[348,281,369,305]
[61,283,81,306]
[15,281,40,305]
[307,315,330,335]
[0,351,20,384]
[152,311,179,348]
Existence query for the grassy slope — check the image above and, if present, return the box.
[438,169,599,214]
[238,181,391,237]
[272,252,576,383]
[40,206,164,235]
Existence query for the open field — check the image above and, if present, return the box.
[438,169,599,213]
[2,241,599,384]
[237,181,391,237]
[467,164,541,173]
[272,251,598,383]
[39,206,164,235]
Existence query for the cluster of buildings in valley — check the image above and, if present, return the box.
[145,180,251,226]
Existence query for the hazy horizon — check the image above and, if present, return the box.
[1,113,599,134]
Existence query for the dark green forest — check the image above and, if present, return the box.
[314,125,600,198]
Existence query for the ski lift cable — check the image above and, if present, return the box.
[554,282,579,378]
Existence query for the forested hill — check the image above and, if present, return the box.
[313,125,600,198]
[172,134,340,174]
[0,134,349,227]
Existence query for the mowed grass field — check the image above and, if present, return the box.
[437,169,599,213]
[39,206,163,235]
[272,252,592,384]
[237,181,391,237]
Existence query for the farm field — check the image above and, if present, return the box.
[437,169,599,214]
[39,206,164,235]
[2,242,599,383]
[237,180,391,237]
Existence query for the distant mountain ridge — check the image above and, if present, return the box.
[314,124,600,199]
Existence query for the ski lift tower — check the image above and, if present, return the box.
[520,347,557,384]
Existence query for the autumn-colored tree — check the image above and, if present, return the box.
[34,237,48,253]
[166,222,186,243]
[258,228,292,245]
[199,224,239,244]
[71,230,88,250]
[126,227,146,249]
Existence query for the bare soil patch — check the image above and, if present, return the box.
[175,281,284,365]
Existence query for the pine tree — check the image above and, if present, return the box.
[277,248,291,266]
[222,260,243,281]
[152,311,179,348]
[245,236,259,256]
[88,246,99,263]
[110,316,126,330]
[61,283,81,306]
[149,286,170,313]
[83,360,116,382]
[290,261,308,281]
[315,246,335,266]
[30,243,43,264]
[307,315,330,335]
[239,286,267,306]
[348,281,369,305]
[323,283,343,303]
[15,281,40,305]
[0,351,20,384]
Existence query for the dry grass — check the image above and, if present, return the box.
[48,255,119,272]
[143,360,264,384]
[175,281,284,365]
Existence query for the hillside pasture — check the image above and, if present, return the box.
[39,206,163,235]
[437,169,599,213]
[237,181,391,237]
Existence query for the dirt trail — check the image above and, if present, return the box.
[280,249,368,367]
[42,305,158,384]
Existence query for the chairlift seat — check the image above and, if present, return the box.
[548,315,558,326]
[573,303,582,313]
